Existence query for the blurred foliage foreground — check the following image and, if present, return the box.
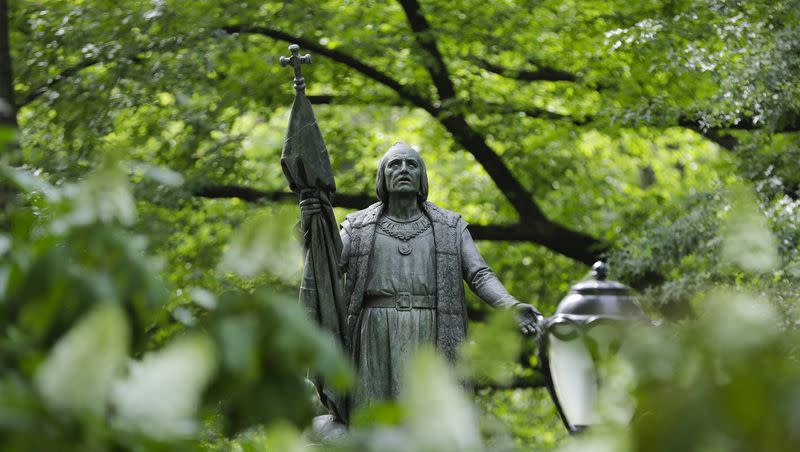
[3,0,800,449]
[1,156,800,452]
[0,162,355,451]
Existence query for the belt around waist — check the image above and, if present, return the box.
[364,293,436,311]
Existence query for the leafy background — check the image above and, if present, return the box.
[1,0,799,450]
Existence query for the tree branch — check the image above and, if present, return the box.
[18,57,102,108]
[311,93,798,143]
[396,0,456,101]
[678,115,800,151]
[473,373,546,391]
[706,115,800,132]
[396,0,603,264]
[470,56,578,83]
[19,54,142,108]
[678,119,739,150]
[306,94,407,107]
[19,32,235,109]
[310,94,590,125]
[224,21,604,264]
[192,184,600,254]
[192,184,375,210]
[483,101,592,125]
[221,24,436,115]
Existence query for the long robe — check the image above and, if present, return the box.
[340,203,520,416]
[351,224,437,407]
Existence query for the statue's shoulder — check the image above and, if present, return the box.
[342,202,383,230]
[423,202,461,227]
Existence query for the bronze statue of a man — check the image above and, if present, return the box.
[301,142,541,421]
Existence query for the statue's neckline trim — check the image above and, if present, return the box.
[377,214,431,247]
[382,213,425,223]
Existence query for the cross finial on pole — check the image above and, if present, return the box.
[279,44,312,91]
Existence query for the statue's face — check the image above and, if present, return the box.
[384,148,422,195]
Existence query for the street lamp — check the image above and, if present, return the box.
[537,261,646,434]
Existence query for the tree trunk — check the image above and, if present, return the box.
[0,0,16,129]
[1,0,17,216]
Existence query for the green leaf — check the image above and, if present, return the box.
[402,347,482,451]
[218,208,302,280]
[110,333,217,439]
[34,303,130,417]
[721,184,779,273]
[457,309,521,385]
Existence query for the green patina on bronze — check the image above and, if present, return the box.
[281,46,542,428]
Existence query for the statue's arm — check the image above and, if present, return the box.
[460,221,518,309]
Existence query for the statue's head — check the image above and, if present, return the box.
[375,142,429,204]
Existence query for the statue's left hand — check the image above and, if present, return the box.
[299,197,322,230]
[514,303,543,336]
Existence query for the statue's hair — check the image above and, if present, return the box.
[375,142,429,205]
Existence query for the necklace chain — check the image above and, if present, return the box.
[377,215,431,241]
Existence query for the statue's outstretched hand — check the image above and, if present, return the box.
[299,197,321,230]
[514,303,543,337]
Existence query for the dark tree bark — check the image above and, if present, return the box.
[0,0,17,215]
[0,0,16,128]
